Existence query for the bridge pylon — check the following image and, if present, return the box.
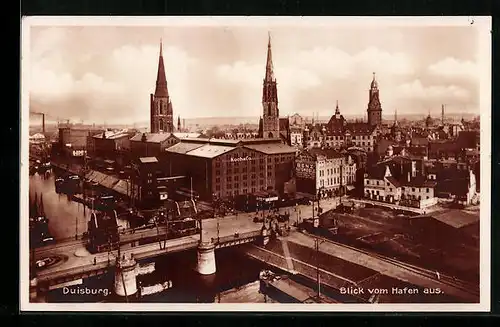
[114,253,138,298]
[196,231,216,275]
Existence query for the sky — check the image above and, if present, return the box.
[27,22,482,125]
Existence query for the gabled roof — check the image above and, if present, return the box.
[130,132,171,143]
[308,148,344,160]
[244,143,296,155]
[166,142,205,154]
[346,122,377,135]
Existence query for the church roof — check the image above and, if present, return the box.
[155,40,169,97]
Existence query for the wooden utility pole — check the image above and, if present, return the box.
[314,237,324,299]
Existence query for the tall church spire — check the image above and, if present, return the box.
[265,32,275,81]
[261,32,280,139]
[155,39,169,97]
[150,38,174,134]
[335,100,340,115]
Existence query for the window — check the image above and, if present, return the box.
[227,176,232,182]
[234,175,239,181]
[216,177,220,183]
[412,188,415,192]
[426,188,429,193]
[366,180,369,185]
[389,188,392,192]
[387,182,390,186]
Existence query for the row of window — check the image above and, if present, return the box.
[365,180,431,193]
[214,186,268,198]
[318,176,354,187]
[214,165,274,176]
[215,179,263,190]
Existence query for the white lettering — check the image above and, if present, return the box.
[230,156,252,162]
[62,287,69,294]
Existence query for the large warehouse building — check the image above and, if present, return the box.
[162,138,296,201]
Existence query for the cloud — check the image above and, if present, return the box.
[215,60,322,115]
[428,57,478,79]
[396,79,471,100]
[215,46,414,114]
[291,46,415,79]
[30,39,199,123]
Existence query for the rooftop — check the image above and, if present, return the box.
[139,157,159,164]
[431,210,479,229]
[186,144,235,158]
[244,142,296,155]
[130,132,171,143]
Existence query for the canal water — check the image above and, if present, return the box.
[29,172,129,241]
[29,171,273,303]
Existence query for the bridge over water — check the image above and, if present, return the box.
[30,215,270,300]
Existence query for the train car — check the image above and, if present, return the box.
[168,218,198,238]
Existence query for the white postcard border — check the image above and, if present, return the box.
[20,16,492,312]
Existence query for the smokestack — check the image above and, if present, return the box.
[183,119,185,130]
[441,104,445,125]
[150,94,154,132]
[42,113,45,134]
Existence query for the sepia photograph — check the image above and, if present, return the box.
[20,16,491,312]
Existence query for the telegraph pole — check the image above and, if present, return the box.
[315,237,325,300]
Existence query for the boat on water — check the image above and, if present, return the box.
[29,193,54,247]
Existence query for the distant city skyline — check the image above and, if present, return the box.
[28,21,482,125]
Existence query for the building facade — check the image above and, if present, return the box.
[164,138,296,200]
[295,148,357,198]
[364,158,438,209]
[150,41,174,134]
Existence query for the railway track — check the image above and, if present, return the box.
[301,231,480,298]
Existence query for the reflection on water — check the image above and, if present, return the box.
[29,172,128,241]
[47,248,271,303]
[31,171,273,303]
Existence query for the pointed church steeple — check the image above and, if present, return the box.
[335,100,340,115]
[265,32,275,82]
[155,39,169,97]
[150,38,174,134]
[261,32,279,139]
[177,115,181,132]
[393,108,398,126]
